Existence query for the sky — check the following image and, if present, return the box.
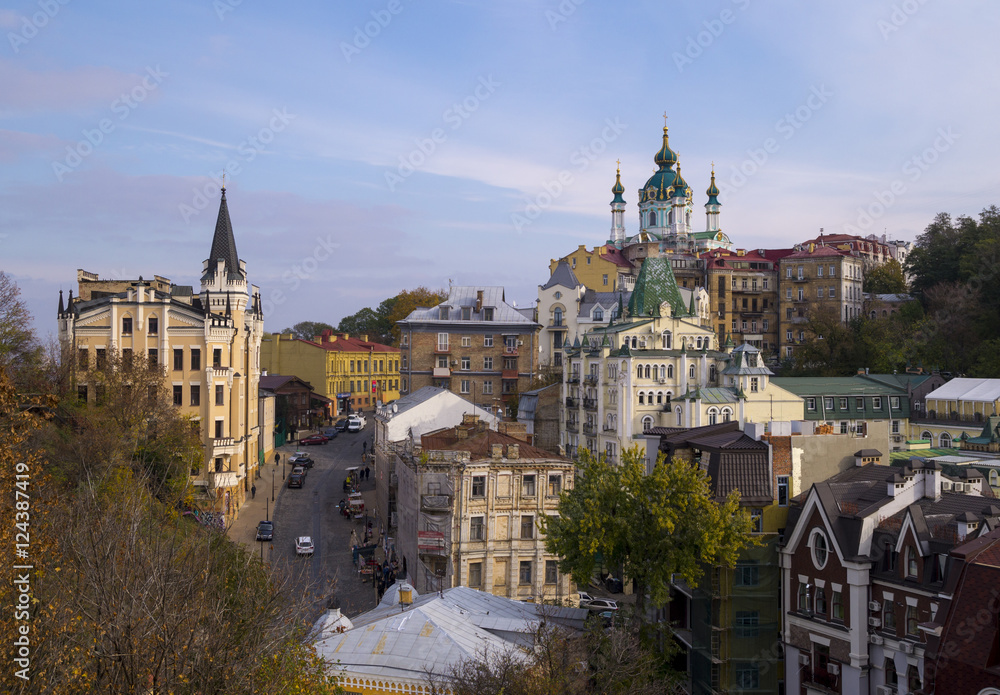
[3,0,998,341]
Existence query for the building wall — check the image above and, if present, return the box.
[549,244,627,291]
[704,251,780,353]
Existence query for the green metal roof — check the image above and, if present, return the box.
[627,256,688,318]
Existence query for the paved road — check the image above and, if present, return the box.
[228,426,382,620]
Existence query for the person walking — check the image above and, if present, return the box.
[251,484,256,499]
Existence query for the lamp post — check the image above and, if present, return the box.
[265,495,269,521]
[272,468,275,502]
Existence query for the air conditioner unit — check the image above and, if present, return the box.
[869,617,882,627]
[954,482,965,493]
[828,663,841,676]
[876,686,897,695]
[869,600,881,612]
[870,634,884,646]
[517,339,523,346]
[941,481,953,491]
[900,641,914,655]
[798,653,810,666]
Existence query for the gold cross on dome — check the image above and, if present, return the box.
[663,112,668,127]
[222,169,226,189]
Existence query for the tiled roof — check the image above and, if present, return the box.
[627,257,688,318]
[205,188,242,281]
[599,244,634,268]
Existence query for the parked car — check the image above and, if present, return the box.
[604,576,624,593]
[347,414,366,432]
[296,536,314,556]
[289,453,313,468]
[291,465,307,479]
[577,591,595,607]
[585,598,619,612]
[299,434,328,446]
[322,428,339,439]
[288,472,304,488]
[255,520,273,541]
[335,419,350,432]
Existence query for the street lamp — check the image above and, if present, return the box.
[272,468,275,502]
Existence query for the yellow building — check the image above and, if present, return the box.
[261,331,400,416]
[548,243,635,292]
[58,187,265,524]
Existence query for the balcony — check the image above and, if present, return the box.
[504,345,519,355]
[792,276,809,283]
[740,309,763,317]
[566,422,579,433]
[737,287,762,295]
[790,315,809,324]
[211,437,236,455]
[567,374,581,384]
[583,423,596,435]
[584,374,599,384]
[565,397,578,408]
[793,297,810,303]
[210,470,238,489]
[421,494,452,511]
[501,369,519,380]
[583,398,598,411]
[432,367,451,377]
[433,344,451,354]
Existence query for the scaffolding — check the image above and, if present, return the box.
[689,536,782,694]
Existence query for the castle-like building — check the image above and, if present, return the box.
[58,188,265,523]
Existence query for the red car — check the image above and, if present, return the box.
[299,434,328,445]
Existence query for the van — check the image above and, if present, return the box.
[347,414,366,432]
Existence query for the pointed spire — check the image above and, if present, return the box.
[611,161,626,204]
[688,291,696,317]
[225,292,232,318]
[654,124,678,170]
[209,187,241,279]
[627,257,687,318]
[58,289,64,315]
[67,289,73,312]
[706,163,721,206]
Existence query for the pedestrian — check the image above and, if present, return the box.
[363,440,367,453]
[365,465,370,480]
[251,484,256,499]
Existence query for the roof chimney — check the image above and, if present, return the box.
[507,443,519,460]
[491,443,504,459]
[476,290,484,312]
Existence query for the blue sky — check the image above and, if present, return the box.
[3,0,998,340]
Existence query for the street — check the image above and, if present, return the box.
[228,425,381,620]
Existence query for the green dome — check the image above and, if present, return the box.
[706,167,720,206]
[611,166,625,204]
[653,126,678,168]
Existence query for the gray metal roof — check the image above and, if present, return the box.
[541,260,580,290]
[399,286,538,326]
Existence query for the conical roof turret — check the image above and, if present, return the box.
[611,164,626,205]
[654,126,678,169]
[706,165,720,206]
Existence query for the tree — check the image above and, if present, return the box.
[336,286,447,345]
[863,258,907,294]
[382,286,447,344]
[280,321,336,341]
[542,446,756,620]
[0,271,44,389]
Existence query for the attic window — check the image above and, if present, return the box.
[810,529,829,570]
[483,308,494,321]
[440,307,450,320]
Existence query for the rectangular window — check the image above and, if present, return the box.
[461,307,471,321]
[798,582,808,611]
[437,356,449,369]
[122,316,133,335]
[173,349,184,371]
[439,306,450,320]
[483,308,494,321]
[823,397,833,410]
[750,509,763,533]
[78,348,89,370]
[892,420,900,434]
[471,476,486,497]
[522,474,536,497]
[829,286,836,298]
[884,603,897,633]
[173,385,183,406]
[460,379,470,394]
[437,333,449,351]
[545,560,558,584]
[856,396,864,410]
[777,475,789,506]
[148,349,158,367]
[829,265,836,277]
[548,474,562,496]
[148,317,158,335]
[786,267,792,278]
[735,610,760,638]
[817,266,824,277]
[188,348,199,371]
[470,516,484,541]
[469,562,482,587]
[890,396,900,409]
[484,335,494,347]
[762,320,769,331]
[461,336,471,347]
[806,397,816,411]
[212,348,222,369]
[521,515,535,539]
[906,605,919,635]
[602,273,608,286]
[735,664,759,690]
[787,330,793,341]
[190,384,200,406]
[832,590,844,621]
[401,333,408,346]
[215,384,224,406]
[214,420,224,438]
[797,288,804,301]
[483,356,494,370]
[482,380,493,395]
[461,356,471,370]
[519,560,532,585]
[839,397,848,410]
[763,278,769,289]
[735,561,760,587]
[817,288,825,299]
[873,396,883,409]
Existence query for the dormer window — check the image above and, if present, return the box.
[440,307,450,320]
[483,308,494,321]
[905,547,918,578]
[594,308,603,322]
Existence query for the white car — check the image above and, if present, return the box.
[295,536,314,556]
[585,598,619,612]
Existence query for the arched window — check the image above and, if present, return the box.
[689,365,696,379]
[708,407,719,425]
[921,430,932,441]
[721,407,733,422]
[553,307,563,326]
[696,337,703,350]
[991,470,999,487]
[631,336,638,349]
[662,332,672,349]
[637,365,643,379]
[710,365,717,382]
[594,307,603,322]
[642,415,654,432]
[648,211,656,227]
[667,365,674,379]
[656,392,663,405]
[644,365,651,379]
[675,406,682,426]
[668,209,674,225]
[638,392,645,405]
[941,432,953,448]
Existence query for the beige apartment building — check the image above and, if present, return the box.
[393,416,575,603]
[57,187,265,523]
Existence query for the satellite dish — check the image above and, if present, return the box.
[392,403,398,413]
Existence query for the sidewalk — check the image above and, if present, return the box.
[227,450,292,549]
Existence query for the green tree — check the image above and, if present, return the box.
[0,271,44,389]
[280,321,336,341]
[542,446,756,620]
[336,286,447,345]
[863,258,907,294]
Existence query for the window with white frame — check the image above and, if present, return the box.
[437,333,449,351]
